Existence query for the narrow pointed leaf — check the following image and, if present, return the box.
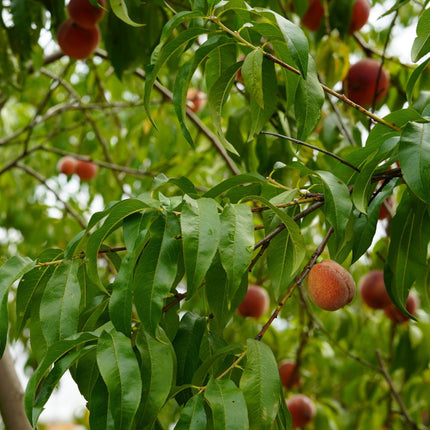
[219,204,254,298]
[40,259,81,346]
[181,197,220,298]
[97,329,142,430]
[242,49,264,108]
[240,339,281,429]
[411,8,430,62]
[133,213,181,333]
[108,0,144,26]
[0,255,35,356]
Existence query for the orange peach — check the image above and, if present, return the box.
[57,156,78,176]
[76,160,98,181]
[307,260,356,311]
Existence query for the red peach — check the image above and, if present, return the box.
[57,19,100,60]
[307,259,356,311]
[67,0,106,29]
[359,270,391,309]
[57,156,78,176]
[76,160,98,181]
[302,0,324,32]
[343,58,390,107]
[237,285,269,318]
[279,361,300,389]
[286,394,316,429]
[384,293,419,324]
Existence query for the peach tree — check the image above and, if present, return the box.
[0,0,429,429]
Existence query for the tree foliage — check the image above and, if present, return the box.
[0,0,430,429]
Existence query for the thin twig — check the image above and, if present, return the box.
[260,131,360,172]
[376,350,419,430]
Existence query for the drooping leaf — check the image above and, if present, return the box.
[203,173,267,198]
[181,196,220,298]
[384,191,430,315]
[240,339,281,429]
[242,49,264,108]
[219,204,254,298]
[0,255,35,356]
[40,259,81,346]
[412,8,430,62]
[135,329,175,428]
[108,0,144,26]
[97,329,142,430]
[295,56,324,140]
[25,332,98,426]
[204,378,249,430]
[399,122,430,205]
[406,57,430,103]
[133,212,181,334]
[88,375,115,430]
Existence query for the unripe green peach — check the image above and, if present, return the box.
[286,394,316,429]
[307,259,356,311]
[237,285,269,318]
[359,270,391,309]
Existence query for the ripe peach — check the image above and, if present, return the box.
[384,293,419,324]
[286,394,316,429]
[186,88,206,113]
[279,361,300,389]
[237,285,269,318]
[57,156,78,176]
[302,0,324,32]
[307,260,356,311]
[57,19,100,60]
[67,0,106,29]
[302,0,370,33]
[348,0,371,34]
[343,58,390,107]
[359,270,391,309]
[76,159,98,181]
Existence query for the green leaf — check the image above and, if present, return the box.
[40,259,81,346]
[242,49,264,108]
[25,332,98,425]
[16,249,63,335]
[173,312,206,389]
[88,375,115,430]
[108,0,144,26]
[406,57,430,104]
[10,0,32,58]
[87,199,156,289]
[181,197,220,298]
[412,8,430,63]
[208,62,243,155]
[97,329,142,430]
[385,191,430,315]
[271,11,309,77]
[110,215,153,335]
[135,329,175,428]
[174,36,235,146]
[248,58,278,141]
[0,255,35,356]
[314,170,353,241]
[203,173,267,198]
[175,394,207,430]
[144,27,208,124]
[133,212,181,334]
[399,122,430,205]
[240,339,281,429]
[204,378,249,430]
[219,204,254,298]
[295,56,324,140]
